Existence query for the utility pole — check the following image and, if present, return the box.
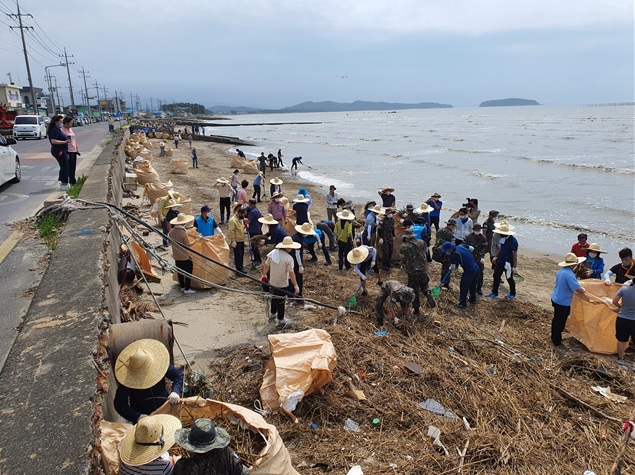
[8,1,37,114]
[60,48,75,112]
[94,79,102,116]
[52,76,62,110]
[79,67,91,119]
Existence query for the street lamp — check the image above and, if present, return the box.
[45,64,64,115]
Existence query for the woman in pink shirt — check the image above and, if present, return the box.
[61,116,79,185]
[236,179,249,205]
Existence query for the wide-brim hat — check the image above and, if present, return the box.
[270,191,284,199]
[493,223,516,235]
[369,205,384,214]
[380,186,394,193]
[347,246,370,265]
[494,220,515,230]
[585,243,605,254]
[295,222,316,235]
[416,203,432,213]
[174,419,231,454]
[432,193,441,198]
[559,252,587,267]
[114,339,170,390]
[276,236,301,249]
[258,213,279,225]
[165,199,182,209]
[270,177,283,185]
[293,194,309,203]
[336,209,355,221]
[120,414,181,466]
[170,213,195,226]
[216,177,230,184]
[167,190,180,199]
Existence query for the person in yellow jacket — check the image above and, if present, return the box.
[226,204,247,274]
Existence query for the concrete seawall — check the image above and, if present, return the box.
[0,131,129,474]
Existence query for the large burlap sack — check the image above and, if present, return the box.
[281,217,296,236]
[143,181,173,204]
[133,160,160,185]
[138,148,152,161]
[99,420,131,475]
[231,155,246,168]
[566,280,621,354]
[165,147,173,157]
[129,240,160,283]
[171,231,232,288]
[243,159,259,174]
[170,158,189,175]
[260,329,336,413]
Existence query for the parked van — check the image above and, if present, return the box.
[13,115,47,140]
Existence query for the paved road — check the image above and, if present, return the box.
[0,122,111,370]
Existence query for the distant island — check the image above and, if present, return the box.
[208,100,453,115]
[479,98,540,107]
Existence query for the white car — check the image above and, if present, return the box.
[0,135,21,186]
[13,115,47,140]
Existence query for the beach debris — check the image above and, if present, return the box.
[346,466,363,475]
[591,386,627,403]
[427,425,450,456]
[344,418,361,432]
[344,380,366,401]
[374,331,387,337]
[404,362,423,374]
[419,399,458,419]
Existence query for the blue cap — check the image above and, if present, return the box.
[441,242,456,254]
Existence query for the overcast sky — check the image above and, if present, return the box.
[0,0,632,109]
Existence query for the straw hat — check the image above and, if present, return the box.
[174,418,230,454]
[170,213,195,226]
[585,243,605,254]
[114,339,170,390]
[380,186,394,193]
[416,203,432,213]
[494,220,515,230]
[281,196,290,208]
[493,222,516,235]
[258,214,279,225]
[167,190,181,200]
[276,236,301,249]
[270,177,283,185]
[558,252,587,267]
[120,414,182,466]
[216,177,229,184]
[369,205,384,214]
[270,191,284,200]
[295,222,316,235]
[347,246,370,265]
[164,199,182,209]
[293,194,309,203]
[336,209,355,221]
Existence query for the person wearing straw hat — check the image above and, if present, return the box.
[173,418,247,475]
[490,219,514,267]
[292,194,310,225]
[425,193,443,232]
[348,245,381,296]
[399,228,435,314]
[362,204,382,246]
[260,213,288,246]
[169,213,201,294]
[290,222,315,307]
[267,191,287,224]
[551,253,587,346]
[486,222,519,299]
[335,209,356,270]
[611,276,635,366]
[212,177,232,224]
[298,187,313,209]
[581,243,606,279]
[114,339,184,424]
[269,176,283,196]
[262,236,301,326]
[158,198,182,247]
[302,222,332,266]
[119,414,182,474]
[442,241,479,309]
[377,186,396,208]
[414,202,433,244]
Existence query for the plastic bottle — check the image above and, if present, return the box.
[344,418,360,432]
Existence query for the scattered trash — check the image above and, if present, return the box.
[404,362,423,374]
[344,381,367,401]
[591,386,628,403]
[346,466,363,475]
[449,346,456,352]
[419,399,458,420]
[462,417,471,430]
[427,425,450,456]
[344,418,361,432]
[372,417,381,428]
[374,331,387,336]
[487,368,495,375]
[357,369,365,379]
[389,463,397,468]
[309,422,318,429]
[583,471,597,475]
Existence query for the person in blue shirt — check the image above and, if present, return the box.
[259,213,287,245]
[193,205,223,237]
[425,193,443,232]
[551,253,587,346]
[582,243,605,279]
[252,172,264,202]
[301,222,332,266]
[487,223,519,299]
[442,241,479,308]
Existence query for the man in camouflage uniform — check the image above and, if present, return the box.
[481,210,499,264]
[433,218,456,290]
[377,210,396,270]
[465,223,489,295]
[399,229,436,314]
[375,280,416,326]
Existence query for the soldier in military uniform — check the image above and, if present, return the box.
[377,209,396,270]
[432,218,457,290]
[375,280,416,326]
[399,229,436,315]
[465,223,489,295]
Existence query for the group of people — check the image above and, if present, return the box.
[48,115,81,191]
[113,339,249,474]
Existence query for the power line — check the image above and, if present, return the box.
[7,0,36,112]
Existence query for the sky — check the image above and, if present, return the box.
[0,0,632,109]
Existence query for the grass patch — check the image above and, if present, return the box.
[67,175,88,199]
[36,214,62,249]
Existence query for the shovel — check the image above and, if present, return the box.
[431,270,452,298]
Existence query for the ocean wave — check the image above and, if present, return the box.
[498,215,632,242]
[448,148,503,154]
[360,137,381,142]
[523,156,635,175]
[471,170,506,180]
[383,153,404,158]
[296,171,354,191]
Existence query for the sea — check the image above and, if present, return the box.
[201,105,634,258]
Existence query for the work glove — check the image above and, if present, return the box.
[585,269,593,277]
[604,279,611,286]
[371,261,376,268]
[294,285,300,294]
[379,238,384,245]
[299,266,304,275]
[512,267,518,274]
[480,258,485,264]
[168,392,180,404]
[450,264,457,270]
